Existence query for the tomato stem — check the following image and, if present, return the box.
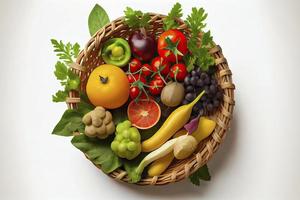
[99,76,108,84]
[174,67,179,82]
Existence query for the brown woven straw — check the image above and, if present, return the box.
[66,13,235,185]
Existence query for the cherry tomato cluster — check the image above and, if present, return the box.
[127,29,189,101]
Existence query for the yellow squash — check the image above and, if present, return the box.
[147,117,216,177]
[147,153,174,177]
[142,91,205,152]
[147,130,186,177]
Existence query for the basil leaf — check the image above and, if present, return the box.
[71,134,122,174]
[88,4,110,36]
[52,109,85,136]
[189,164,211,186]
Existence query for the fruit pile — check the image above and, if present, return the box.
[52,3,224,185]
[125,29,188,101]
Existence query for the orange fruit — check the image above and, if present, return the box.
[127,99,161,129]
[86,64,129,109]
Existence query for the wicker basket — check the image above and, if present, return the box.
[66,13,235,185]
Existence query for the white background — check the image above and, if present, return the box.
[0,0,299,199]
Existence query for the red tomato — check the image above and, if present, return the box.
[127,74,146,84]
[153,74,163,80]
[149,79,165,95]
[151,56,170,76]
[141,64,153,76]
[129,86,140,99]
[129,58,142,73]
[157,29,188,63]
[170,63,188,81]
[139,91,148,99]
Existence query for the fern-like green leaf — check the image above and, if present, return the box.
[163,2,183,30]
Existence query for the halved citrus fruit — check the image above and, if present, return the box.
[127,99,161,130]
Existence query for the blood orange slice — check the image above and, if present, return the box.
[127,99,161,129]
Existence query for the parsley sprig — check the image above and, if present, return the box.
[51,39,80,64]
[124,7,151,28]
[184,7,215,72]
[51,39,81,102]
[163,2,183,30]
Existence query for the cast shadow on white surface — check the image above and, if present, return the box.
[109,113,239,198]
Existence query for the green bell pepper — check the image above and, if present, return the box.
[101,38,131,67]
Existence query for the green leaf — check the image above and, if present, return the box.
[88,4,110,36]
[65,69,80,90]
[185,7,215,72]
[67,69,78,80]
[54,61,68,80]
[72,43,80,57]
[183,54,197,72]
[202,31,213,47]
[123,153,147,183]
[51,39,81,102]
[71,134,122,174]
[185,7,207,33]
[52,90,68,102]
[195,48,215,71]
[124,7,150,28]
[52,109,85,136]
[77,92,94,115]
[189,164,211,186]
[111,105,128,125]
[163,2,183,30]
[51,39,73,64]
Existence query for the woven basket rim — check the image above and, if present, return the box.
[67,13,235,186]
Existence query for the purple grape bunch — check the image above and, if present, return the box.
[182,67,223,117]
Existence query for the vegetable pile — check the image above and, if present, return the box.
[51,2,224,186]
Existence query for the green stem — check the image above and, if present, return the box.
[158,72,167,85]
[141,87,150,101]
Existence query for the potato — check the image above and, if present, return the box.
[103,111,112,125]
[105,121,115,135]
[82,114,92,125]
[82,107,115,139]
[85,125,97,137]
